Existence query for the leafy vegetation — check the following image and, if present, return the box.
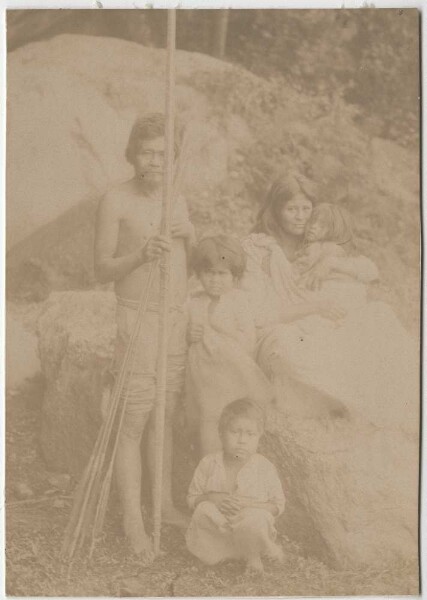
[8,9,420,148]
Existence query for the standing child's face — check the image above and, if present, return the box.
[199,264,234,298]
[305,213,329,243]
[133,136,165,184]
[221,416,261,460]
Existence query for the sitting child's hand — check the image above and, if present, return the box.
[219,495,252,517]
[206,492,231,509]
[189,323,204,343]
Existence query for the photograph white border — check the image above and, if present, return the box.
[0,1,424,599]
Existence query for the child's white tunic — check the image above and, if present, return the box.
[186,452,285,564]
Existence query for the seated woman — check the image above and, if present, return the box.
[240,174,418,436]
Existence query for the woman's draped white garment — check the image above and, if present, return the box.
[240,234,419,435]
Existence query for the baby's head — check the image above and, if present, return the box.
[218,399,264,460]
[191,235,246,298]
[305,203,354,246]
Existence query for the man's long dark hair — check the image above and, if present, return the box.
[253,173,316,239]
[125,113,181,165]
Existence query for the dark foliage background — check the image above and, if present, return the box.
[7,9,419,147]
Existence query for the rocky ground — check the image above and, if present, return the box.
[5,376,419,597]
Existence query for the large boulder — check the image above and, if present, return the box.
[37,290,419,569]
[7,34,253,249]
[263,413,418,568]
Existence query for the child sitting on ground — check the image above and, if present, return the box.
[186,235,273,456]
[185,399,285,573]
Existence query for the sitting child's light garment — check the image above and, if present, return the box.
[186,289,273,425]
[186,452,285,565]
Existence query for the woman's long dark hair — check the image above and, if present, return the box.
[253,173,316,239]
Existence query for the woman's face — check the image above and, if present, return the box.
[279,194,313,237]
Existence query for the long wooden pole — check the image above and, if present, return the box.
[153,8,176,557]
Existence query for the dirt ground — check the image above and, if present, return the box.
[5,377,419,597]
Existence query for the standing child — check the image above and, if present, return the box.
[186,399,285,573]
[186,235,272,456]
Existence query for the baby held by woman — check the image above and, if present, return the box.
[294,202,379,313]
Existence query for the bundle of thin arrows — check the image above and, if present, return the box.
[60,263,156,561]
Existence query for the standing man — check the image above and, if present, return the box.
[94,114,194,555]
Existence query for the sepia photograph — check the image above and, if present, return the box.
[5,7,421,597]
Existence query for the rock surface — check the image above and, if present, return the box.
[37,291,116,475]
[6,311,41,391]
[7,34,253,249]
[263,412,418,568]
[37,290,419,568]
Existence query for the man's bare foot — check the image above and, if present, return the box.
[162,505,190,529]
[123,515,153,557]
[245,555,264,574]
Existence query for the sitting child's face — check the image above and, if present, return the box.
[199,263,234,298]
[221,416,261,460]
[305,213,329,243]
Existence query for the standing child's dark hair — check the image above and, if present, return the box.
[191,235,247,279]
[218,399,265,435]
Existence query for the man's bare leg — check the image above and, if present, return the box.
[115,410,153,555]
[147,392,189,529]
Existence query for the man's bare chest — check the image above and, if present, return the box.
[117,202,162,250]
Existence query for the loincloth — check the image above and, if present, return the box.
[110,296,187,423]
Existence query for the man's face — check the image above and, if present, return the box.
[133,136,165,183]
